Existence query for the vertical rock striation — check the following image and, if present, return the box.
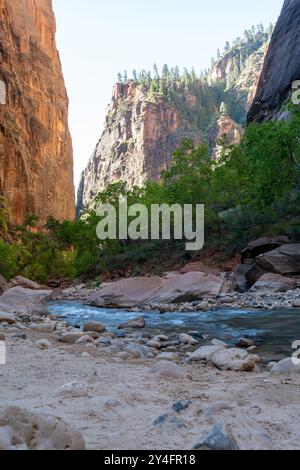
[248,0,300,122]
[0,0,75,226]
[77,80,196,212]
[78,30,270,213]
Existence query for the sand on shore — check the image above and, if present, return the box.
[1,328,300,450]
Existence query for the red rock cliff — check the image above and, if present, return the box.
[0,0,75,226]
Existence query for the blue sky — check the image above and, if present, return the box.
[52,0,284,188]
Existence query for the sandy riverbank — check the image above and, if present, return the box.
[1,327,300,450]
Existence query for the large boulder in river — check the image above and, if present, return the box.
[87,276,164,308]
[0,287,51,314]
[8,276,42,290]
[245,263,268,286]
[0,406,85,450]
[232,265,252,292]
[253,244,300,276]
[147,272,225,304]
[245,244,300,286]
[241,236,289,265]
[87,272,225,307]
[250,273,297,293]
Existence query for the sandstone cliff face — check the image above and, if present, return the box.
[78,31,270,213]
[248,0,300,122]
[78,81,202,210]
[208,31,269,115]
[0,0,75,226]
[210,113,243,159]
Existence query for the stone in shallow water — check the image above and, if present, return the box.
[83,321,106,333]
[236,337,255,348]
[194,424,239,450]
[118,317,145,329]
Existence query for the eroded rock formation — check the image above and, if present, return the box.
[78,30,270,212]
[0,0,75,226]
[248,0,300,122]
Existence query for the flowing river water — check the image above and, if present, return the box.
[48,301,300,363]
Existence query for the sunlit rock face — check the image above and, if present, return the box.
[77,80,194,212]
[0,0,75,226]
[78,31,269,213]
[248,0,300,122]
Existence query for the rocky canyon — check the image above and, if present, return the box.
[0,0,75,226]
[78,28,271,212]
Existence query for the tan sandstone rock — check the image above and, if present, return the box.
[0,406,85,450]
[0,0,75,226]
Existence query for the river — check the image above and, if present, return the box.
[48,301,300,363]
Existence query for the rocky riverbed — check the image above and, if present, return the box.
[1,277,300,449]
[62,282,300,313]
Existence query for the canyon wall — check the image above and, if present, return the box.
[0,0,75,226]
[78,30,270,213]
[77,80,203,211]
[248,0,300,122]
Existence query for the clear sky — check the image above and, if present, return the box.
[52,0,284,190]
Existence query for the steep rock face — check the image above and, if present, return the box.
[208,32,269,114]
[78,80,202,210]
[0,0,75,226]
[248,0,300,122]
[78,31,270,212]
[210,112,243,159]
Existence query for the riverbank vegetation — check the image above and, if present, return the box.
[1,107,300,283]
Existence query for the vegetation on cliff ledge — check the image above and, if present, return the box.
[116,24,272,131]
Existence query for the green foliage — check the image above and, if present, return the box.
[0,240,18,280]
